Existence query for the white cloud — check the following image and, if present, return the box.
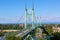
[0,16,60,23]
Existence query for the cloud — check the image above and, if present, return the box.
[35,16,60,22]
[0,16,60,23]
[0,17,23,23]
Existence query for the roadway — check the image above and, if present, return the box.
[15,28,35,38]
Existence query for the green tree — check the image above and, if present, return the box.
[45,25,53,35]
[51,32,60,40]
[5,32,22,40]
[57,24,60,27]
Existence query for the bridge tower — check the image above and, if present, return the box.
[25,4,34,29]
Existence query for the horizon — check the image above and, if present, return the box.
[1,22,60,24]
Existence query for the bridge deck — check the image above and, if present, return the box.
[15,28,34,37]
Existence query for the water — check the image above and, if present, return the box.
[0,33,7,40]
[33,36,36,40]
[44,36,51,40]
[0,36,4,40]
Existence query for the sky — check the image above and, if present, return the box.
[0,0,60,24]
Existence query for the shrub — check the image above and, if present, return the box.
[5,32,22,40]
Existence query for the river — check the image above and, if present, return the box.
[0,33,7,40]
[0,36,4,40]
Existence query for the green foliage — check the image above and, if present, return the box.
[45,25,53,35]
[53,32,60,37]
[5,32,15,40]
[0,24,24,30]
[5,32,22,40]
[36,38,44,40]
[0,32,3,36]
[34,28,37,34]
[57,24,60,27]
[15,37,22,40]
[50,32,60,40]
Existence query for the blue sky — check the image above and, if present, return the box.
[0,0,60,24]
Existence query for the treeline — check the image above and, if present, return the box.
[42,24,60,27]
[0,24,24,30]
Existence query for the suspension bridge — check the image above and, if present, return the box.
[0,4,51,40]
[14,5,42,40]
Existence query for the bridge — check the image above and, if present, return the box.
[12,5,49,40]
[4,4,50,40]
[14,4,42,40]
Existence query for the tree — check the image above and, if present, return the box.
[57,24,60,27]
[51,32,60,40]
[5,32,22,40]
[45,25,53,35]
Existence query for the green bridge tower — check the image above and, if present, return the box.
[25,4,34,29]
